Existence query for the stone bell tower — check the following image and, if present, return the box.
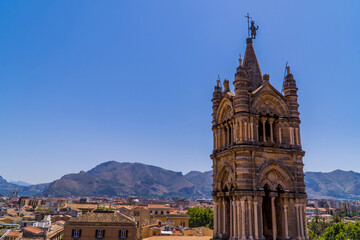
[211,35,307,239]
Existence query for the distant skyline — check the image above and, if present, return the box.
[1,1,360,184]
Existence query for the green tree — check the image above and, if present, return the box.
[308,215,329,238]
[187,207,214,229]
[322,222,360,240]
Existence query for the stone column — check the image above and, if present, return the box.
[295,128,299,145]
[214,199,218,237]
[223,198,226,235]
[224,124,227,146]
[284,203,289,239]
[278,127,282,144]
[230,121,234,144]
[218,127,221,148]
[220,125,224,148]
[241,198,246,240]
[253,200,259,240]
[217,198,222,234]
[298,127,302,146]
[230,198,233,238]
[289,127,294,145]
[300,205,305,239]
[239,120,243,142]
[271,197,277,240]
[261,117,267,142]
[234,120,239,143]
[213,130,216,150]
[244,122,248,141]
[218,199,222,234]
[295,204,301,240]
[237,198,241,240]
[226,124,230,146]
[248,121,251,141]
[250,122,254,141]
[259,198,264,239]
[268,118,275,143]
[248,197,253,239]
[233,198,237,239]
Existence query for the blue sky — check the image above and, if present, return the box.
[0,1,359,184]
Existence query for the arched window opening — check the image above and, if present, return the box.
[259,119,264,142]
[265,121,271,142]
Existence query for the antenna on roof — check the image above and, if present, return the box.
[281,61,288,93]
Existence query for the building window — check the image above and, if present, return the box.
[72,229,81,238]
[161,211,164,215]
[119,230,128,239]
[134,211,140,216]
[95,229,105,238]
[155,211,158,214]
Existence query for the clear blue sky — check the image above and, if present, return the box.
[0,1,359,184]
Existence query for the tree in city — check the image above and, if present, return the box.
[308,215,330,239]
[322,222,360,240]
[187,207,213,229]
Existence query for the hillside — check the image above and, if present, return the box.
[41,161,210,198]
[0,176,47,196]
[0,176,22,195]
[184,170,213,197]
[305,170,360,200]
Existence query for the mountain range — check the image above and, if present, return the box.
[1,161,359,200]
[304,170,360,200]
[39,161,212,198]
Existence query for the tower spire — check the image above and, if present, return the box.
[243,38,263,91]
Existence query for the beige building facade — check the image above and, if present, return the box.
[63,211,137,240]
[211,37,307,240]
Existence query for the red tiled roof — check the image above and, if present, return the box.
[23,226,44,235]
[6,232,22,237]
[148,204,170,209]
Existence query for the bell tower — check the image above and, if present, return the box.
[211,20,307,240]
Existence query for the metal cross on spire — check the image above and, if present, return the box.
[244,13,252,38]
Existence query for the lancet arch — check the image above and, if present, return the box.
[257,161,294,191]
[216,98,234,123]
[216,162,234,191]
[252,92,290,117]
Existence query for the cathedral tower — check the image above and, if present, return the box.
[211,33,307,239]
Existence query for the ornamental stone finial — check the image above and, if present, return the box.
[286,66,290,75]
[216,75,220,87]
[263,74,270,82]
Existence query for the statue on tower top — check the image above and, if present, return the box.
[249,20,259,39]
[245,13,259,39]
